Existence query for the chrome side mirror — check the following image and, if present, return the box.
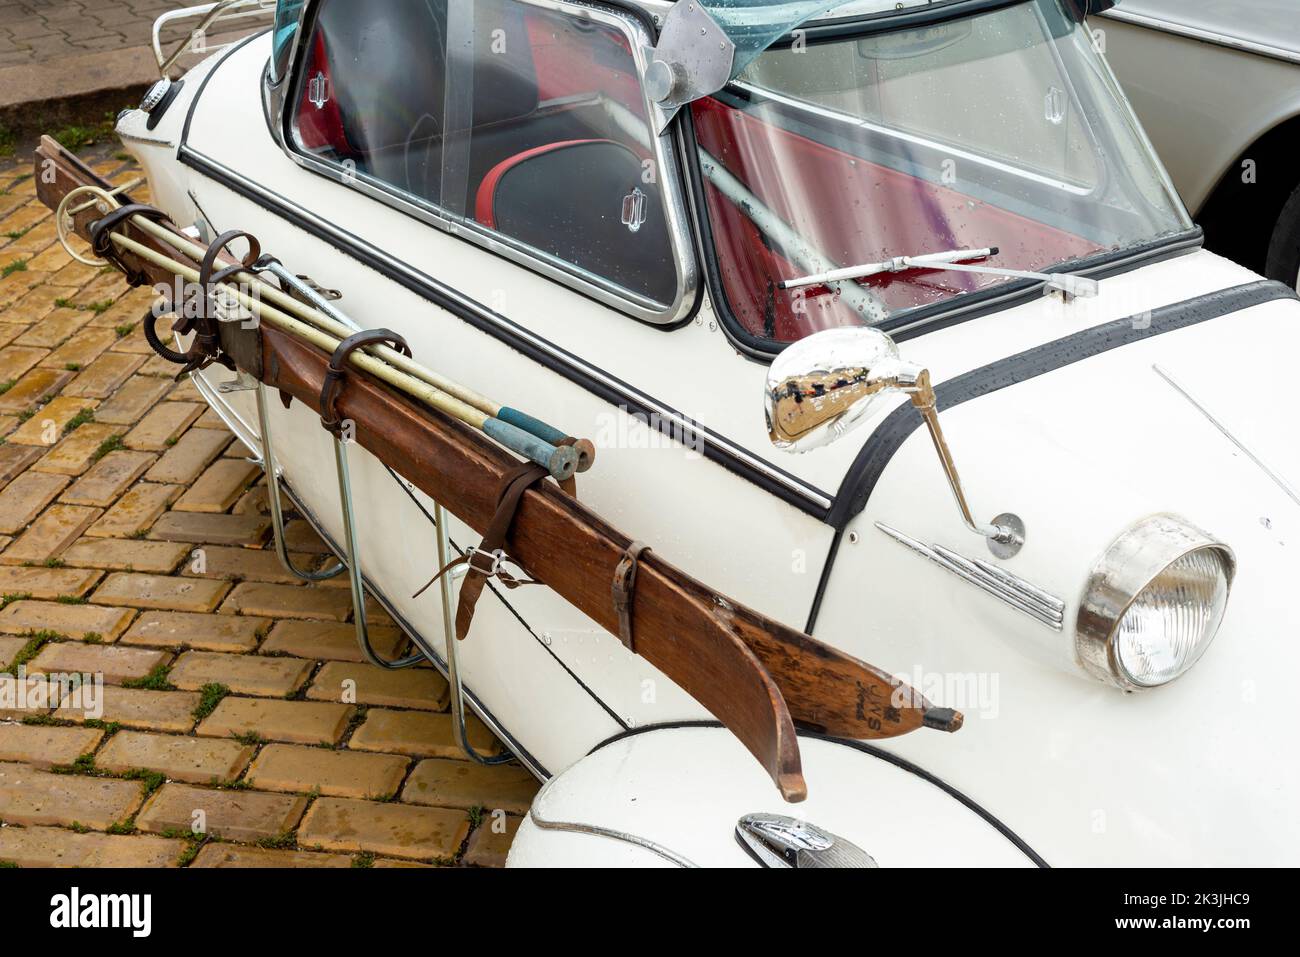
[765,327,1024,558]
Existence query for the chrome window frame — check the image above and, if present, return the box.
[261,0,698,325]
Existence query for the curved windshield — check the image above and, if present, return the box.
[692,0,1192,345]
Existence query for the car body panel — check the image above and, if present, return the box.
[820,288,1300,865]
[1100,3,1300,216]
[1109,0,1300,60]
[508,726,1038,868]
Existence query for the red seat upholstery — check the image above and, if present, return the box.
[475,139,610,228]
[471,137,676,304]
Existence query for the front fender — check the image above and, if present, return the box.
[507,725,1040,868]
[813,283,1300,865]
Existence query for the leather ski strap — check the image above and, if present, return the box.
[319,328,411,435]
[89,203,170,287]
[412,462,548,640]
[173,228,263,376]
[453,461,548,640]
[612,541,651,654]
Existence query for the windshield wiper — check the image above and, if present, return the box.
[780,246,1099,300]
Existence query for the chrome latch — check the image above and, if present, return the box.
[736,813,878,868]
[621,188,647,233]
[308,71,330,109]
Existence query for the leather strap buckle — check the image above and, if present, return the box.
[612,541,651,654]
[319,328,412,435]
[467,547,509,578]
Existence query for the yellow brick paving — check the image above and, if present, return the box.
[0,148,534,868]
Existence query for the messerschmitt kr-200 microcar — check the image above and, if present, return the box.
[35,0,1300,866]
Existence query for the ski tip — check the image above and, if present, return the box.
[923,707,964,733]
[778,771,809,804]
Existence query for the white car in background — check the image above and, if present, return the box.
[1102,0,1300,287]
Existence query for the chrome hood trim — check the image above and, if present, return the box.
[875,522,1066,630]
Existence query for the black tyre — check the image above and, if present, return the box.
[1265,181,1300,290]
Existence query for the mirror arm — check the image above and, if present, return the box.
[908,373,1024,555]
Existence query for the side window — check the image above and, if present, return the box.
[291,0,449,205]
[289,0,677,309]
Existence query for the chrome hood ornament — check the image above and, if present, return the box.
[737,813,878,868]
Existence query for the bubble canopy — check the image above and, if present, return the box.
[695,0,944,77]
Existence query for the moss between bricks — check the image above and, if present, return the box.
[192,682,229,721]
[1,627,55,675]
[91,434,125,462]
[61,408,96,436]
[51,120,116,153]
[121,663,175,691]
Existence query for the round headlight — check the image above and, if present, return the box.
[1077,516,1235,691]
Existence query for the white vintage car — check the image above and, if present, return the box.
[116,0,1298,867]
[1100,0,1300,289]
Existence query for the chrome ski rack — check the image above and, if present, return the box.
[255,382,345,584]
[331,428,426,671]
[256,379,422,669]
[434,502,513,765]
[256,379,510,757]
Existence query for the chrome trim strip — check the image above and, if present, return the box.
[527,778,697,867]
[179,146,835,512]
[116,130,177,149]
[875,522,1065,630]
[732,80,1094,197]
[1153,364,1300,508]
[266,0,699,326]
[1099,8,1300,67]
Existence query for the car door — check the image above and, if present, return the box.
[180,0,842,769]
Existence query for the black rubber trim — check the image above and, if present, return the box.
[826,279,1298,533]
[179,27,267,147]
[176,145,835,520]
[804,527,844,635]
[781,0,1115,46]
[589,720,1049,868]
[768,0,1026,47]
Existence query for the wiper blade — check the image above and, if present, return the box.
[780,246,1099,299]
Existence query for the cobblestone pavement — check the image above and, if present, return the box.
[0,145,536,867]
[0,0,257,69]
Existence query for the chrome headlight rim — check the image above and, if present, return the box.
[1076,514,1236,692]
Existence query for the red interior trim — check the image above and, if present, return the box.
[474,138,612,229]
[294,31,351,155]
[692,97,1103,341]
